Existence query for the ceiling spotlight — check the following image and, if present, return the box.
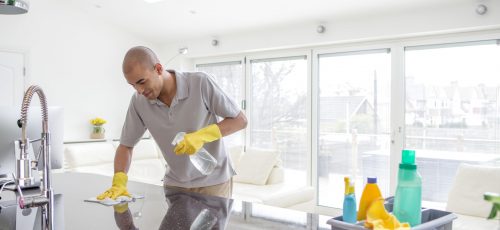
[476,4,487,15]
[317,25,326,34]
[211,39,219,46]
[178,47,188,54]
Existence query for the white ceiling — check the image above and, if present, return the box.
[65,0,466,44]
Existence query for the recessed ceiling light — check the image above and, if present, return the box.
[143,0,166,3]
[189,10,197,14]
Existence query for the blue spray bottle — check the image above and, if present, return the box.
[343,181,357,223]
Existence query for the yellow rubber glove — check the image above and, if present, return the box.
[174,124,222,155]
[366,198,410,230]
[97,172,131,200]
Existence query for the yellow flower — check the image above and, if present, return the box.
[90,117,107,126]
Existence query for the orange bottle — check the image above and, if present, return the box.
[357,177,382,221]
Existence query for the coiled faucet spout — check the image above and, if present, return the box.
[19,85,49,143]
[16,85,54,230]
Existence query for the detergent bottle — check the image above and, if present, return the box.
[357,177,382,221]
[393,149,422,226]
[342,182,357,223]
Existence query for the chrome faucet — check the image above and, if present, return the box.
[15,85,54,230]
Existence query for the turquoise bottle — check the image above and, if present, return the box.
[393,149,422,226]
[342,183,357,223]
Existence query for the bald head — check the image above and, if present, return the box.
[122,46,160,74]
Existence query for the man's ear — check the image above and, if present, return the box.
[154,63,164,75]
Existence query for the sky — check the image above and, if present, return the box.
[406,43,500,87]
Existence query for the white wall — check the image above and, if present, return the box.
[1,0,499,141]
[160,0,500,69]
[0,0,159,141]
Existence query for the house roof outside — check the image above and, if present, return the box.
[320,96,373,121]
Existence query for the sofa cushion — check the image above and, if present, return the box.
[69,159,166,186]
[232,182,314,208]
[113,139,159,161]
[262,186,314,207]
[64,142,115,168]
[233,148,279,185]
[446,163,500,218]
[266,166,284,185]
[453,213,500,230]
[227,145,244,170]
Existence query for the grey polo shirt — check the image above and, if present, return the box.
[120,70,240,188]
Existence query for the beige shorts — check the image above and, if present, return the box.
[164,178,233,199]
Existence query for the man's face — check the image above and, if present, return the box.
[124,64,162,100]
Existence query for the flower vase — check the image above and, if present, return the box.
[90,125,105,139]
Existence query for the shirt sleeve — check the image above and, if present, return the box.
[120,94,147,147]
[201,73,241,118]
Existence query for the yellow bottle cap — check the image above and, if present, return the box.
[348,184,355,194]
[344,177,350,195]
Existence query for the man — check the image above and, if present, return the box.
[97,46,247,199]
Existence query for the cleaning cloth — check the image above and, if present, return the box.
[366,198,410,230]
[84,194,144,206]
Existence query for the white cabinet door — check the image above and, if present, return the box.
[0,51,24,107]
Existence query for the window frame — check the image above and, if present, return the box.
[245,49,312,187]
[402,37,500,204]
[190,29,500,215]
[312,44,395,211]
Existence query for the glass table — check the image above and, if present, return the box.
[0,172,331,229]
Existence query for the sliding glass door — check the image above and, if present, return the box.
[248,55,309,187]
[405,40,500,205]
[317,49,391,208]
[192,34,500,216]
[196,60,245,147]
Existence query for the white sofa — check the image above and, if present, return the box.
[63,139,167,185]
[446,163,500,230]
[228,146,315,208]
[63,139,314,208]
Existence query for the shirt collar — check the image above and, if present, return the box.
[148,70,189,105]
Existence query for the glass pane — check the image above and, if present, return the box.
[196,62,244,147]
[318,50,391,208]
[250,57,308,186]
[405,42,500,204]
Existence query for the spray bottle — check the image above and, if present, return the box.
[342,180,357,223]
[172,132,217,175]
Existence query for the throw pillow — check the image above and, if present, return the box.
[233,148,280,185]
